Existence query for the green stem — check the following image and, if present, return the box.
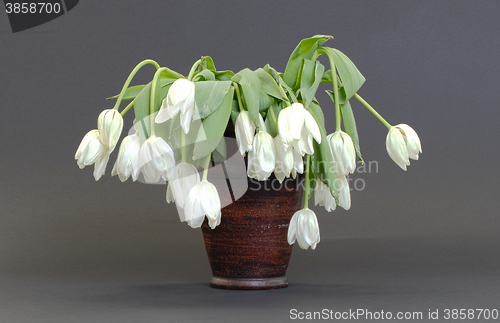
[353,93,392,129]
[120,100,135,116]
[202,153,211,181]
[233,83,244,110]
[113,59,160,111]
[323,52,341,131]
[187,58,203,81]
[304,154,311,208]
[150,67,168,136]
[269,105,278,131]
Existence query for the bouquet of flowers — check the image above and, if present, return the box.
[75,35,421,250]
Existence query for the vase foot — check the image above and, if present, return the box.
[209,276,289,290]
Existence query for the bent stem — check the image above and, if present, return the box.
[120,100,135,117]
[322,50,341,131]
[202,153,211,181]
[233,83,244,111]
[150,67,168,136]
[353,93,392,129]
[303,154,311,208]
[187,58,203,81]
[113,59,160,111]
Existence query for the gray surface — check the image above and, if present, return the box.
[1,1,500,322]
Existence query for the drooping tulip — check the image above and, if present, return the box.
[314,179,336,212]
[75,129,107,170]
[277,103,321,153]
[134,135,175,183]
[166,162,201,209]
[97,109,123,152]
[111,133,141,182]
[273,136,293,183]
[287,208,320,250]
[386,125,412,171]
[184,180,221,229]
[247,130,276,181]
[394,124,422,160]
[235,110,256,156]
[327,130,356,176]
[155,79,196,134]
[336,175,351,211]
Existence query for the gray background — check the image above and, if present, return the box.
[1,1,500,322]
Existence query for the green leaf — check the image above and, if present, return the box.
[320,47,365,102]
[308,102,339,198]
[255,68,284,100]
[283,35,333,89]
[214,70,234,81]
[300,59,325,108]
[193,69,215,81]
[264,102,281,138]
[232,68,261,124]
[193,87,234,159]
[201,56,216,71]
[194,81,232,119]
[133,82,152,125]
[259,91,274,111]
[213,136,227,162]
[230,100,239,125]
[106,85,146,101]
[340,100,363,163]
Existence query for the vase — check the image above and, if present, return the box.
[201,170,304,290]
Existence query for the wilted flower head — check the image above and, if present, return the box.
[111,133,141,182]
[235,110,256,156]
[287,208,320,250]
[247,130,276,181]
[97,109,123,152]
[134,135,175,183]
[327,130,356,176]
[184,180,221,229]
[314,179,336,212]
[166,162,201,209]
[386,124,421,171]
[155,79,196,134]
[278,103,321,153]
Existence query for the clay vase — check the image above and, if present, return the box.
[201,170,304,290]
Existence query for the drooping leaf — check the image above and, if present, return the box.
[255,68,285,100]
[201,56,216,71]
[106,85,146,101]
[230,100,239,125]
[214,70,234,81]
[283,35,333,89]
[232,68,261,124]
[133,82,152,125]
[319,47,365,102]
[193,69,215,82]
[193,87,234,159]
[340,100,363,163]
[194,81,232,119]
[264,101,281,138]
[300,59,325,108]
[308,102,339,199]
[259,91,274,111]
[213,136,227,162]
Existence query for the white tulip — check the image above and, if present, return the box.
[166,162,201,209]
[327,130,356,176]
[93,153,110,181]
[97,109,123,152]
[278,103,321,152]
[134,135,175,183]
[386,126,410,170]
[184,180,221,229]
[314,179,336,212]
[273,136,294,183]
[336,175,351,210]
[111,133,141,182]
[395,124,422,160]
[247,130,276,181]
[75,129,107,169]
[155,79,196,134]
[290,147,304,179]
[235,110,256,156]
[287,208,320,250]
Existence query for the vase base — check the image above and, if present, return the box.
[209,276,289,290]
